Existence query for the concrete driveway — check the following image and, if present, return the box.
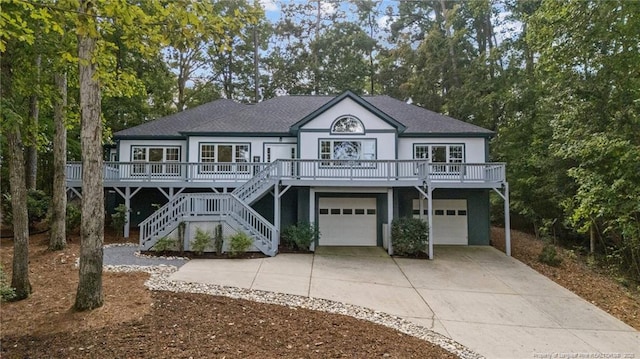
[169,246,639,358]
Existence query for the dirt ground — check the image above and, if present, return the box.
[491,227,640,330]
[0,230,457,358]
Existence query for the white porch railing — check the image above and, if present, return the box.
[66,162,269,183]
[67,160,506,185]
[275,160,505,184]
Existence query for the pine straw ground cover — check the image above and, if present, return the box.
[0,232,457,358]
[491,227,640,330]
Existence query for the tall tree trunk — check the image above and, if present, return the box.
[176,52,188,111]
[25,53,41,190]
[50,72,68,251]
[368,11,375,95]
[7,126,32,300]
[313,0,320,94]
[253,12,260,103]
[75,0,104,311]
[589,222,596,254]
[439,0,459,88]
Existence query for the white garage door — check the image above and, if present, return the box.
[413,199,468,245]
[319,197,377,246]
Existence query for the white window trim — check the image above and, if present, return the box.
[331,115,365,134]
[319,139,376,167]
[198,143,250,174]
[413,144,465,174]
[130,146,181,176]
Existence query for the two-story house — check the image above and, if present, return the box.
[66,90,511,258]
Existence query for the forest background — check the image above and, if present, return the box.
[1,0,638,291]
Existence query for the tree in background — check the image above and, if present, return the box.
[49,71,68,251]
[163,1,262,109]
[528,0,640,278]
[0,0,49,300]
[206,0,270,102]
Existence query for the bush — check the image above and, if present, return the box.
[228,231,253,257]
[191,227,212,255]
[391,217,428,256]
[2,189,50,227]
[153,237,177,252]
[66,203,81,233]
[214,224,224,254]
[111,204,129,237]
[539,242,563,267]
[281,222,319,251]
[0,265,16,302]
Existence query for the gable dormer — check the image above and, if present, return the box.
[290,90,406,134]
[293,91,404,161]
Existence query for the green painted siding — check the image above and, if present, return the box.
[376,195,388,247]
[253,193,274,223]
[280,189,298,228]
[114,188,169,227]
[297,187,310,223]
[252,188,299,229]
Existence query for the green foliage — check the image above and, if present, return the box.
[65,203,81,233]
[0,265,16,302]
[281,222,319,251]
[110,204,129,237]
[153,237,177,253]
[2,189,50,226]
[525,0,640,282]
[228,231,253,257]
[391,217,428,256]
[26,189,49,224]
[539,242,563,267]
[191,227,212,255]
[214,224,224,254]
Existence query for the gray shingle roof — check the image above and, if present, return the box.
[113,99,243,138]
[364,95,493,135]
[113,93,493,139]
[184,95,334,134]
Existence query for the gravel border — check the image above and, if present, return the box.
[103,243,189,267]
[104,264,483,359]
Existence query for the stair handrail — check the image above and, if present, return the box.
[139,194,191,248]
[138,192,277,255]
[139,161,283,255]
[227,193,277,255]
[232,160,281,202]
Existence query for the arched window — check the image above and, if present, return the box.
[331,116,364,134]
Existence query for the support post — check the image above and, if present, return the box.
[504,182,511,256]
[309,187,316,251]
[68,186,82,199]
[428,186,434,260]
[274,184,281,247]
[113,186,141,239]
[387,188,393,255]
[124,187,131,238]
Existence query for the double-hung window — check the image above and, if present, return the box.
[413,144,464,174]
[199,143,250,173]
[131,146,181,176]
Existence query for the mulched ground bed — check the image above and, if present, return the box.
[2,291,457,359]
[491,227,640,330]
[0,230,457,358]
